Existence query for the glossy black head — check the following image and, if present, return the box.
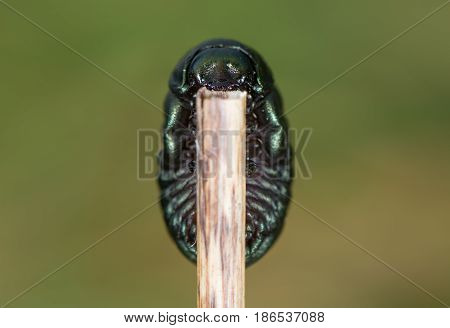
[169,39,274,98]
[190,47,254,91]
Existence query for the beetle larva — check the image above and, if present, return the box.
[158,39,291,265]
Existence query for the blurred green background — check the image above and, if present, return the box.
[1,0,449,307]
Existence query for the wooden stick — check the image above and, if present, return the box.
[196,87,246,308]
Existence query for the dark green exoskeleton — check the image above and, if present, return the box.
[159,39,291,266]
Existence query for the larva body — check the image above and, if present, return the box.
[159,39,291,265]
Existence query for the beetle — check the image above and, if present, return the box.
[158,39,291,265]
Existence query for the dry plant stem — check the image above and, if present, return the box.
[196,87,246,308]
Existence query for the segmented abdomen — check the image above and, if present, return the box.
[159,97,291,265]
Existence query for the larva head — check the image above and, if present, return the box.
[169,39,274,98]
[190,48,254,91]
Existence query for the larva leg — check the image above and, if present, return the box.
[161,91,192,167]
[255,87,288,157]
